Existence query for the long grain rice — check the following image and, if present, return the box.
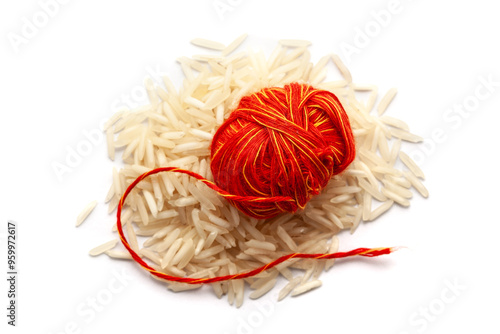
[377,88,398,116]
[403,171,429,198]
[105,250,133,260]
[89,239,118,256]
[381,188,410,207]
[369,200,394,221]
[76,200,97,227]
[222,33,248,56]
[191,38,226,51]
[291,280,322,296]
[92,35,427,307]
[399,151,426,179]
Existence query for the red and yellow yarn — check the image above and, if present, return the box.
[211,82,356,219]
[115,167,396,284]
[115,82,396,284]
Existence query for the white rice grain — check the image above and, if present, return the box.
[104,184,115,203]
[106,128,115,161]
[190,128,214,141]
[161,238,183,269]
[89,239,118,256]
[222,33,248,56]
[278,277,302,301]
[126,218,140,253]
[330,193,353,204]
[105,250,133,260]
[381,188,410,207]
[279,39,311,47]
[245,239,276,252]
[350,209,363,234]
[399,151,426,179]
[136,195,149,226]
[331,54,352,83]
[140,248,161,265]
[362,192,372,221]
[390,128,423,143]
[380,115,410,131]
[291,280,322,296]
[382,180,413,199]
[215,104,225,125]
[386,174,412,189]
[172,196,197,207]
[175,239,196,269]
[112,167,122,197]
[249,277,277,299]
[404,171,429,198]
[168,283,202,292]
[76,200,97,227]
[155,228,181,252]
[191,38,225,51]
[276,225,298,251]
[369,200,394,221]
[143,190,158,218]
[358,178,387,202]
[377,88,397,116]
[184,96,205,109]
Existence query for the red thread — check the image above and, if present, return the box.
[114,82,395,285]
[116,167,397,284]
[211,82,356,219]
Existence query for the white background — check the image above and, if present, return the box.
[1,1,500,333]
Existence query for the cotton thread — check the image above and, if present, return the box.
[211,82,356,219]
[116,167,397,284]
[115,82,395,285]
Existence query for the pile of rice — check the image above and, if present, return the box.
[83,34,427,307]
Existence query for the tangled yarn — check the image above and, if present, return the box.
[211,82,356,219]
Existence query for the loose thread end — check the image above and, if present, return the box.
[390,246,408,253]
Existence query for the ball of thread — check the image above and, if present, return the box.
[210,82,356,219]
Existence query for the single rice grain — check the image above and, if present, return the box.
[76,200,97,227]
[89,239,118,256]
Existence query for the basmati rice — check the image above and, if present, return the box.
[89,239,118,256]
[90,36,427,307]
[191,38,226,51]
[222,34,248,56]
[105,250,133,260]
[291,280,322,296]
[76,200,97,227]
[399,151,426,179]
[377,88,398,116]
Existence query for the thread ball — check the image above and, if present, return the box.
[210,82,356,219]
